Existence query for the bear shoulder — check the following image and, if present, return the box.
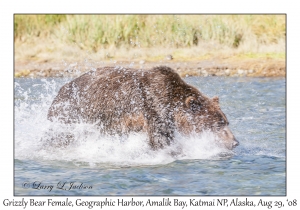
[149,66,183,84]
[151,66,178,77]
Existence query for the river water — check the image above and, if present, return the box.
[14,76,286,196]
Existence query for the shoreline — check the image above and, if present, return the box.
[14,58,286,78]
[14,15,286,79]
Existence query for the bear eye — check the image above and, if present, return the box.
[190,102,200,112]
[185,96,201,112]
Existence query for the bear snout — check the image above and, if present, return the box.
[224,138,239,150]
[216,126,239,150]
[232,138,239,148]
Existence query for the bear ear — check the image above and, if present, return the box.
[212,96,219,104]
[185,96,199,112]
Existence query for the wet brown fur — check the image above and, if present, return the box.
[48,66,238,150]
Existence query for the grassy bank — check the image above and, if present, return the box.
[14,15,286,77]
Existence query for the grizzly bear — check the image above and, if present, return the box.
[48,66,239,150]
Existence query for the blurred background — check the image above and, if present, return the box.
[14,14,287,196]
[14,14,286,77]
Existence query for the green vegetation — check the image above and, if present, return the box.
[15,15,285,50]
[14,15,286,78]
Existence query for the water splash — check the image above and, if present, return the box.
[15,78,235,167]
[15,115,231,166]
[15,77,285,167]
